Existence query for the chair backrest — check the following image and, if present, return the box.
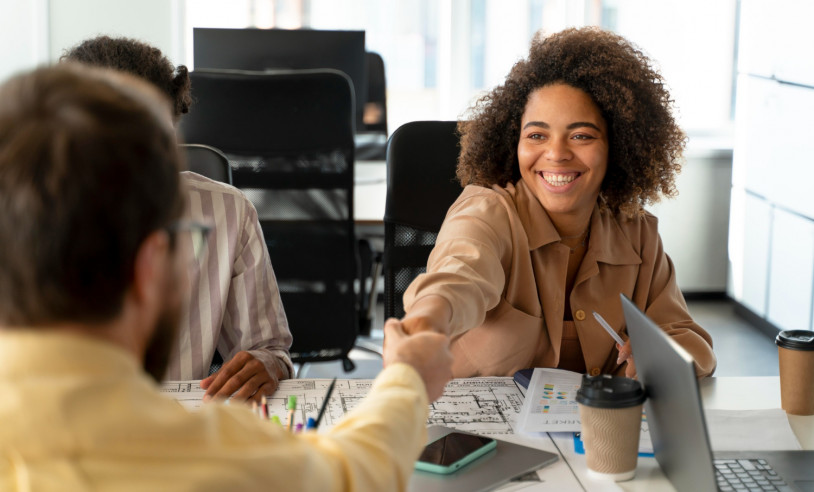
[180,143,233,185]
[179,68,359,365]
[362,51,387,134]
[383,121,463,319]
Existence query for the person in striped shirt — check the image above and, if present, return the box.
[63,35,293,403]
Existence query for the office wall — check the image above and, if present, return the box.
[649,145,733,293]
[47,0,185,65]
[0,0,49,81]
[0,1,740,296]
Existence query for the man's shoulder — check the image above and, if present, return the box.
[182,172,251,204]
[181,172,258,223]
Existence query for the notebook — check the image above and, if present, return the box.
[621,294,814,492]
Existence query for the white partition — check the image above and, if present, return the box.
[767,208,814,332]
[731,0,814,333]
[736,77,814,220]
[739,0,814,87]
[735,193,772,316]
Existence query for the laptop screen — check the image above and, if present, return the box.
[621,294,718,491]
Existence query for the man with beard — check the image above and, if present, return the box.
[0,64,453,490]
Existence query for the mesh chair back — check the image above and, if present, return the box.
[180,143,233,185]
[179,68,359,364]
[383,121,463,319]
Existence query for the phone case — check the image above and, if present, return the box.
[414,437,497,474]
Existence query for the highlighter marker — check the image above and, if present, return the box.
[286,395,297,432]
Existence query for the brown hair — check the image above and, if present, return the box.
[62,35,192,121]
[0,64,184,325]
[457,27,686,216]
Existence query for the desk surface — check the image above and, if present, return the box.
[354,160,386,224]
[164,376,812,492]
[562,377,813,492]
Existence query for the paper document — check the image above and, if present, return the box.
[704,408,801,451]
[516,368,652,454]
[517,368,583,432]
[161,377,526,435]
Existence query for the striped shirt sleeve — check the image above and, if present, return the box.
[166,172,293,381]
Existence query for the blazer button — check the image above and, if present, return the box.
[574,309,586,321]
[590,367,601,376]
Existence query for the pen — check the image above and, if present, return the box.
[261,396,268,419]
[592,311,625,347]
[286,395,297,432]
[314,377,337,429]
[305,417,316,430]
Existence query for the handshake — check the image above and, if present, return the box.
[382,319,453,402]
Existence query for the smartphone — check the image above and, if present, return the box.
[414,432,497,474]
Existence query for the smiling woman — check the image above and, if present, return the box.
[517,84,609,238]
[392,27,717,381]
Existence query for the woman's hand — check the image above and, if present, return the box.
[617,340,637,379]
[399,295,453,336]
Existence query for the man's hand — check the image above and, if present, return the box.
[200,351,280,403]
[383,319,453,402]
[616,340,637,379]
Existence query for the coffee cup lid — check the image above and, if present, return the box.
[576,374,646,408]
[776,330,814,351]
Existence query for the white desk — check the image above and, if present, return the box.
[164,376,812,491]
[354,160,386,225]
[556,377,814,492]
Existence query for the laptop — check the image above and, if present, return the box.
[621,294,814,492]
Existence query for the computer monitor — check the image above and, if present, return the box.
[193,27,366,130]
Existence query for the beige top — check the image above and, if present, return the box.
[404,180,716,378]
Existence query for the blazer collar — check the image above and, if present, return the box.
[513,180,641,266]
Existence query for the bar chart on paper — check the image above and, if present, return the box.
[518,368,583,432]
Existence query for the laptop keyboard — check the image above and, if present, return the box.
[715,459,792,491]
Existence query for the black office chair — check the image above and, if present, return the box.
[383,121,463,320]
[179,68,367,372]
[180,143,233,185]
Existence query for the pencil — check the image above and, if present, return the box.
[592,311,625,346]
[314,377,337,429]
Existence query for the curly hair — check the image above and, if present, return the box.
[62,35,192,120]
[457,27,686,217]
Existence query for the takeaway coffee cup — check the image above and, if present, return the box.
[576,374,646,481]
[775,330,814,415]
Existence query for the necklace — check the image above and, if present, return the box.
[561,228,590,254]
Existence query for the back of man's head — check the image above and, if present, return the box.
[0,64,184,326]
[62,35,192,120]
